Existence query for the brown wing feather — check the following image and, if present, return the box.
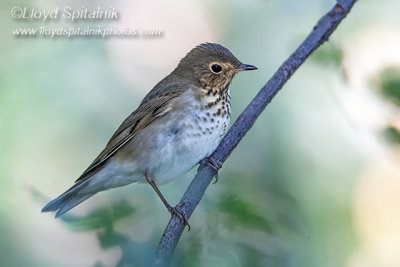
[75,92,179,183]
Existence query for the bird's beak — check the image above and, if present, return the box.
[233,64,258,72]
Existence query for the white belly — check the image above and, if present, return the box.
[95,90,231,187]
[147,106,230,184]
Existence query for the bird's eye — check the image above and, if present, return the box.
[210,64,222,73]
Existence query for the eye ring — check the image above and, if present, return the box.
[210,63,223,74]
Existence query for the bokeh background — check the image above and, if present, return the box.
[1,0,400,266]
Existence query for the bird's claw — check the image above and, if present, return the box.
[212,173,219,184]
[206,157,221,184]
[167,203,191,231]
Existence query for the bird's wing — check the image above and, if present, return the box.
[75,86,183,183]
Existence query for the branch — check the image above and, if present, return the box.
[152,0,358,266]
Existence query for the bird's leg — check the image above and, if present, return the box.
[204,157,222,184]
[145,172,191,231]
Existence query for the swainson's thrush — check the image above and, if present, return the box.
[42,43,257,227]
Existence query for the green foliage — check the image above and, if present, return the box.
[377,68,400,105]
[311,43,343,67]
[219,192,273,233]
[236,243,274,267]
[383,127,400,144]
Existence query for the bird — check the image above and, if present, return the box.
[42,42,257,228]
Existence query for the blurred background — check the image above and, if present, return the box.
[1,0,400,266]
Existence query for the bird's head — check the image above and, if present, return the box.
[173,43,257,93]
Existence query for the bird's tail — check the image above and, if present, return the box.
[42,179,95,218]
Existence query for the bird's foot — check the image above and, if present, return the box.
[167,203,191,231]
[205,157,222,184]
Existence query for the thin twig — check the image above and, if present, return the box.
[152,0,358,266]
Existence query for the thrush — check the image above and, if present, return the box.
[42,43,257,228]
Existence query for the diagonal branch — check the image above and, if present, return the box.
[152,0,358,266]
